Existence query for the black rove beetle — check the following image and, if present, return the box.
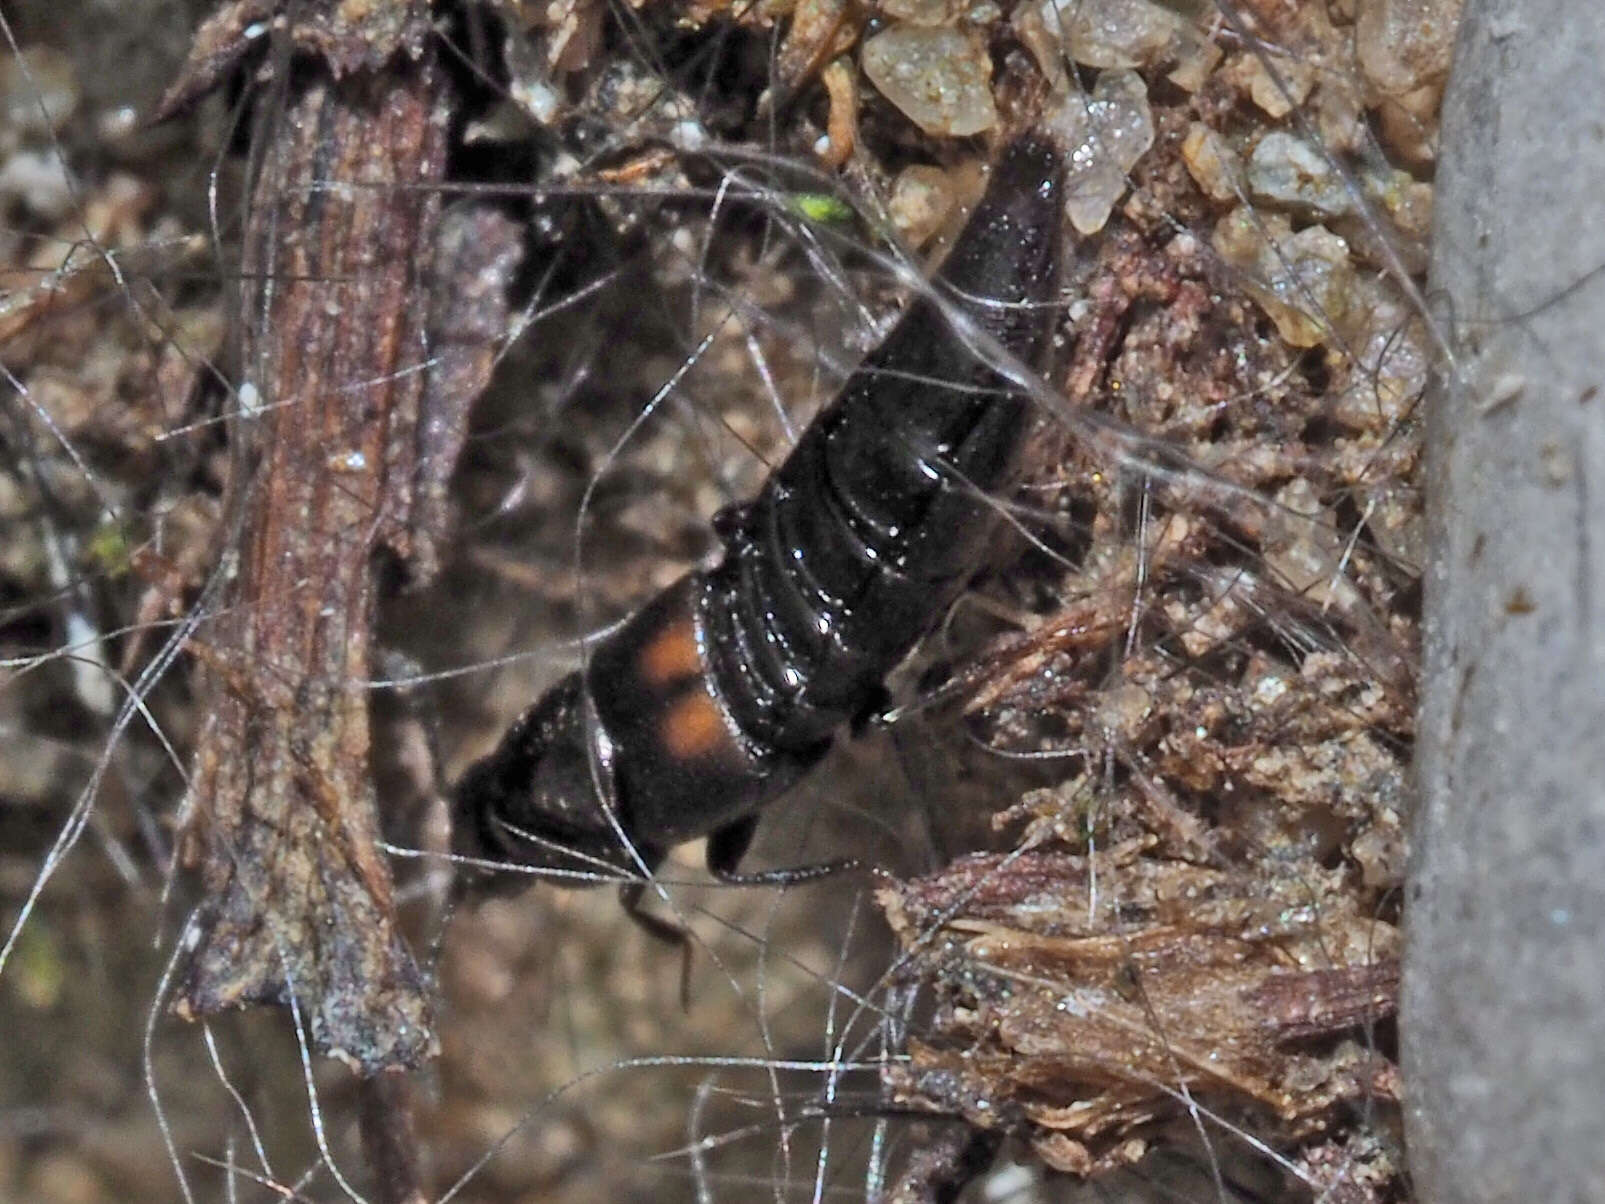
[451,130,1067,905]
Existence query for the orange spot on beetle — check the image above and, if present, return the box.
[639,619,702,686]
[660,692,731,761]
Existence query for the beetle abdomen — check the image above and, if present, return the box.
[610,135,1066,842]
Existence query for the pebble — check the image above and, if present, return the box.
[861,25,998,137]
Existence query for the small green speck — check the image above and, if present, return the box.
[10,920,66,1010]
[790,193,855,226]
[85,520,133,577]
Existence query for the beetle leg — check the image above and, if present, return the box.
[705,816,859,885]
[619,882,694,1009]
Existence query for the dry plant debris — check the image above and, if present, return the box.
[881,845,1400,1177]
[849,0,1452,1194]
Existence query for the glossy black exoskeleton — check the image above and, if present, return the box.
[452,132,1066,895]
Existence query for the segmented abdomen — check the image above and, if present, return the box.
[702,135,1066,751]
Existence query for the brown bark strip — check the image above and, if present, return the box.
[156,0,434,118]
[172,7,481,1072]
[358,1072,428,1204]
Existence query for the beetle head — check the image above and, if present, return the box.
[451,671,664,891]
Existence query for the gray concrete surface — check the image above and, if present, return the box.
[1408,2,1605,1200]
